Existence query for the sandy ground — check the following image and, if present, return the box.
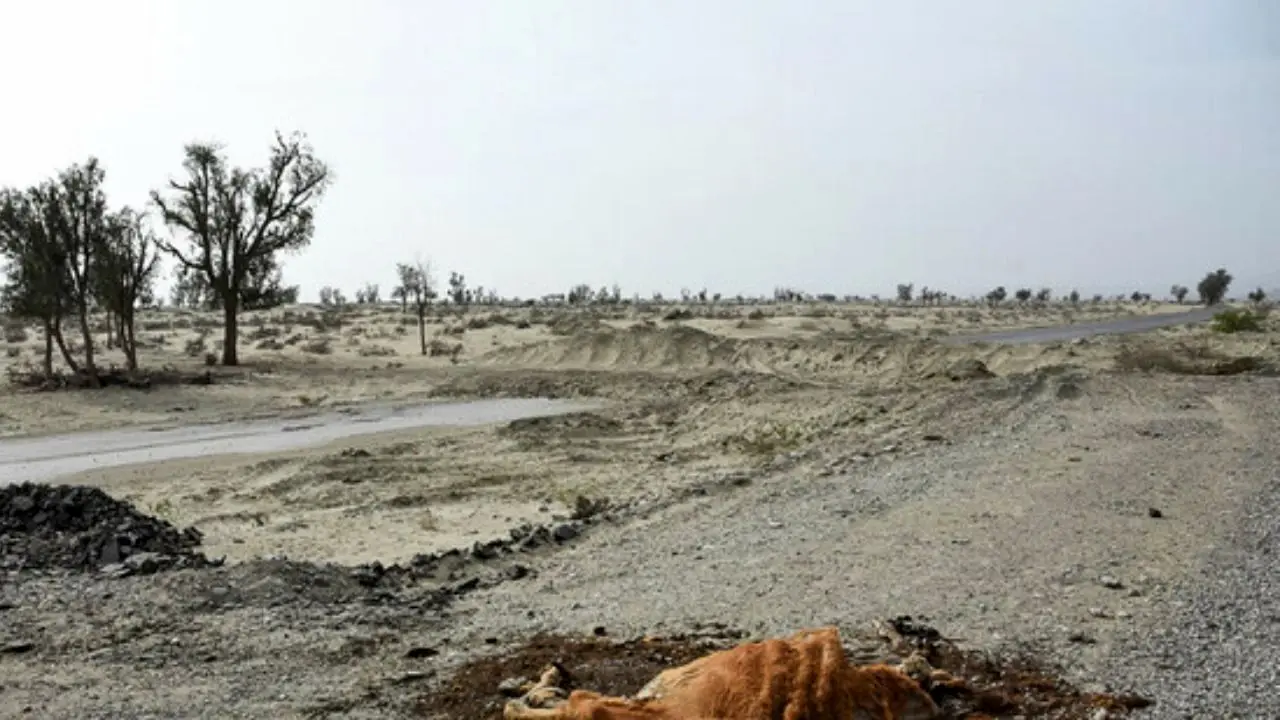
[1,299,1277,718]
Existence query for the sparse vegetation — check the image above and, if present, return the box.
[396,259,438,355]
[1211,307,1264,334]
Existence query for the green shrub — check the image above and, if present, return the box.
[1211,308,1263,333]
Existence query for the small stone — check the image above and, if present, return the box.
[405,646,439,659]
[551,524,579,542]
[1,641,34,655]
[1147,507,1163,519]
[1098,575,1124,590]
[498,676,528,697]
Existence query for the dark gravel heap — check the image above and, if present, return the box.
[0,483,213,574]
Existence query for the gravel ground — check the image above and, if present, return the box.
[1094,407,1280,718]
[1,370,1276,718]
[446,373,1280,718]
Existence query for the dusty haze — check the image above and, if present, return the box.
[1,0,1277,299]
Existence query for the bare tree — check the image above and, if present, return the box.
[94,208,160,371]
[44,159,111,382]
[150,132,332,365]
[396,259,437,354]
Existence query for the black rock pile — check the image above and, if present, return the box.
[0,482,217,575]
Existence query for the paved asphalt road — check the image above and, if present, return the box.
[0,398,598,485]
[1,307,1219,483]
[939,306,1218,345]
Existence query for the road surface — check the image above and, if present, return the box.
[1,307,1219,484]
[0,398,598,485]
[939,306,1217,345]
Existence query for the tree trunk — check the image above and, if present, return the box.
[417,305,427,355]
[105,311,115,350]
[122,306,138,371]
[40,317,54,378]
[222,297,239,366]
[76,306,98,384]
[52,315,80,374]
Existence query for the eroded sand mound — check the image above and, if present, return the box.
[0,482,213,574]
[480,322,1105,385]
[483,324,747,371]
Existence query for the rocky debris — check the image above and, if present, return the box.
[942,358,997,381]
[872,616,1152,718]
[0,483,217,574]
[331,513,612,607]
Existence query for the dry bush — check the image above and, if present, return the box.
[184,334,207,357]
[3,323,28,343]
[6,346,21,358]
[1115,343,1261,376]
[428,338,463,359]
[302,336,334,355]
[248,325,283,341]
[255,338,284,351]
[358,343,397,357]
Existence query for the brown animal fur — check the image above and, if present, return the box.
[504,626,939,720]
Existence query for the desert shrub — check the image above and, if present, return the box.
[1115,343,1260,376]
[248,325,283,341]
[6,346,21,358]
[1211,307,1263,334]
[255,338,284,351]
[203,352,218,366]
[427,338,462,358]
[3,324,28,343]
[725,422,807,459]
[302,336,334,354]
[358,343,397,357]
[663,308,694,321]
[444,324,466,336]
[184,334,207,357]
[746,309,767,320]
[465,315,491,330]
[515,319,532,330]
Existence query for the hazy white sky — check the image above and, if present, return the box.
[1,1,1277,300]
